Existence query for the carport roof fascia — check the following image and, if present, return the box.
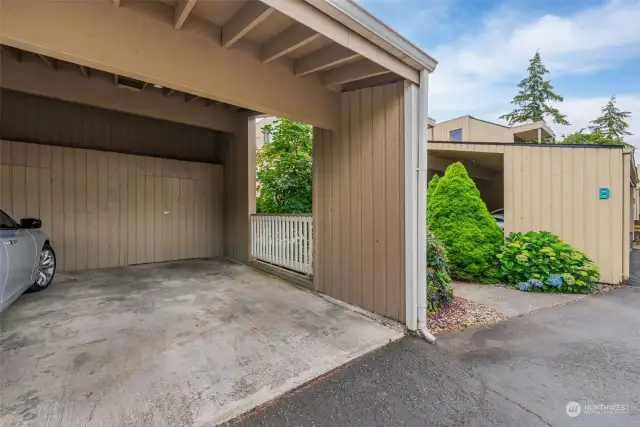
[429,141,628,149]
[303,0,438,73]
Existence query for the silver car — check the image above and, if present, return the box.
[491,208,505,230]
[0,209,56,312]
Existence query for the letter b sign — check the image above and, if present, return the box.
[599,187,610,200]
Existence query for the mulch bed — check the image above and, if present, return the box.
[428,297,504,334]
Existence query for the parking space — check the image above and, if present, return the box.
[0,259,402,427]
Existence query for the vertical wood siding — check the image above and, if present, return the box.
[313,82,405,322]
[223,114,256,264]
[504,146,625,284]
[0,140,224,272]
[1,89,227,164]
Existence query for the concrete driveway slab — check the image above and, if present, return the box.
[452,282,587,317]
[0,259,402,427]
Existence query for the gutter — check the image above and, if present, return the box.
[416,69,435,343]
[303,0,438,72]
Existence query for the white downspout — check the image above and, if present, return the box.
[417,69,435,344]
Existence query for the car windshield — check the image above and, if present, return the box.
[0,210,18,229]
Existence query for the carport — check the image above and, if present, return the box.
[0,0,435,425]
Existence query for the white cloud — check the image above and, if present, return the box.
[427,0,640,145]
[553,94,640,145]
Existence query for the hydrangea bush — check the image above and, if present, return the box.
[498,231,599,294]
[427,230,454,313]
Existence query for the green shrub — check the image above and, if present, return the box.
[426,174,440,218]
[427,230,454,313]
[497,231,599,294]
[428,162,504,283]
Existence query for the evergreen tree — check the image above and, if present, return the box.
[429,162,503,283]
[500,51,570,127]
[589,95,632,140]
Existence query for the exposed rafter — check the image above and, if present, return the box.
[163,88,176,97]
[294,44,359,76]
[221,2,274,48]
[0,45,22,62]
[185,93,198,103]
[78,64,90,78]
[37,54,57,71]
[174,0,198,30]
[322,60,387,86]
[261,24,320,63]
[259,0,419,84]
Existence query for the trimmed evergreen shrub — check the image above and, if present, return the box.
[498,231,599,294]
[429,162,504,283]
[427,174,440,220]
[427,230,453,313]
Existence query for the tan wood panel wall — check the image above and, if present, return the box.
[0,140,223,272]
[503,146,625,284]
[222,114,256,264]
[1,89,228,164]
[313,82,405,322]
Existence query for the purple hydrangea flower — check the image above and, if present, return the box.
[528,278,544,288]
[518,282,530,291]
[548,274,563,287]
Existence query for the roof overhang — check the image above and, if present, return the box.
[303,0,438,72]
[512,121,554,141]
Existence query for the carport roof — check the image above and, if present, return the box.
[0,0,437,129]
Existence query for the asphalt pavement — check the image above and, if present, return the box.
[230,287,640,427]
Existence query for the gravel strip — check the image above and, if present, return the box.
[595,283,624,294]
[428,297,504,334]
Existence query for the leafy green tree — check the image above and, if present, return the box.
[429,162,503,283]
[589,95,632,140]
[256,118,312,213]
[559,129,626,146]
[500,51,570,127]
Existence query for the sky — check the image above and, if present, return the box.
[360,0,640,146]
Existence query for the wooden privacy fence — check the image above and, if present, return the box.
[250,214,313,275]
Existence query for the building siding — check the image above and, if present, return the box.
[0,140,224,272]
[313,82,405,322]
[1,89,228,164]
[223,114,256,264]
[430,142,628,284]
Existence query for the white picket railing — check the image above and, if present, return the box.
[250,214,313,275]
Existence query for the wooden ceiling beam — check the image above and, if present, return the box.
[322,59,387,86]
[261,24,320,63]
[174,0,198,30]
[37,54,57,71]
[78,64,90,78]
[221,2,274,48]
[294,44,359,76]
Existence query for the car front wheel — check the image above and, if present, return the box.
[28,244,56,292]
